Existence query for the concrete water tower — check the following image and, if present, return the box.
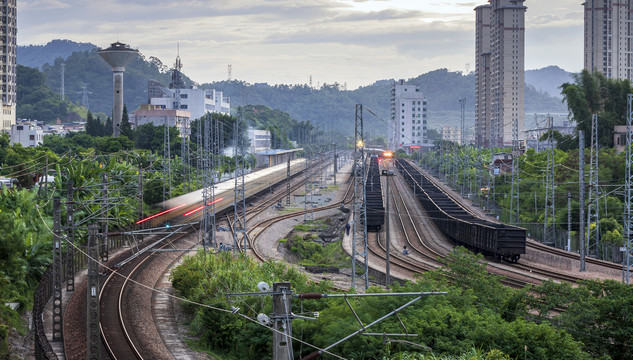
[98,42,138,137]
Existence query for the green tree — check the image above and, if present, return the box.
[561,70,632,147]
[85,111,103,136]
[120,104,133,139]
[104,117,113,136]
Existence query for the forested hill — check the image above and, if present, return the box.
[17,39,567,134]
[18,39,96,70]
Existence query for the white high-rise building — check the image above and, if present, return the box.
[149,86,230,121]
[1,0,17,131]
[475,0,526,147]
[584,0,633,80]
[390,79,427,152]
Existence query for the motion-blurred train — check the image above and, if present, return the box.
[136,158,309,227]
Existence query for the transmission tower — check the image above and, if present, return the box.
[233,108,247,252]
[459,97,466,146]
[543,116,556,245]
[181,116,191,192]
[201,114,214,252]
[228,64,232,81]
[163,116,172,201]
[510,115,520,225]
[587,114,600,257]
[625,95,633,283]
[78,83,92,109]
[352,104,369,290]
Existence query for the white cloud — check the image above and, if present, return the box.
[17,0,585,88]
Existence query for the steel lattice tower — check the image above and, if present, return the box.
[544,117,556,245]
[234,108,247,252]
[181,117,191,192]
[510,116,520,225]
[587,114,600,257]
[163,116,171,201]
[624,95,633,283]
[201,114,214,252]
[352,104,369,290]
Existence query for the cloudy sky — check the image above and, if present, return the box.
[18,0,584,89]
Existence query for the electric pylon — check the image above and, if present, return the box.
[544,116,556,245]
[352,104,369,290]
[510,116,520,225]
[587,114,600,257]
[624,95,633,283]
[234,108,247,252]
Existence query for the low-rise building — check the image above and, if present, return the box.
[247,129,271,153]
[133,105,191,136]
[9,123,44,147]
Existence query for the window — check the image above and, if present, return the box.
[30,135,35,140]
[180,94,188,99]
[180,105,188,109]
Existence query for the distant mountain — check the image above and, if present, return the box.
[16,39,570,136]
[525,65,574,99]
[18,39,96,70]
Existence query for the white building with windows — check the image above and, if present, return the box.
[149,84,230,121]
[441,126,462,145]
[9,123,44,147]
[1,0,17,131]
[390,79,427,152]
[132,105,191,136]
[247,129,271,153]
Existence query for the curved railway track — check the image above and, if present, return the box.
[97,156,340,359]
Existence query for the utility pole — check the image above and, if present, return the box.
[163,116,172,201]
[100,174,109,262]
[272,282,293,360]
[352,104,369,290]
[333,143,338,186]
[66,180,75,292]
[385,173,391,287]
[579,130,586,271]
[510,113,520,225]
[286,157,291,206]
[567,192,572,252]
[587,114,600,257]
[202,114,213,252]
[625,94,633,283]
[86,224,100,360]
[138,167,143,225]
[52,197,63,342]
[234,108,247,252]
[459,97,466,146]
[544,116,556,245]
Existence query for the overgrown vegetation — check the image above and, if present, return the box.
[171,247,618,360]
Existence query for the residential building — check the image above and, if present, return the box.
[474,0,526,147]
[584,0,633,80]
[132,104,191,136]
[441,126,462,145]
[1,0,17,131]
[9,123,43,147]
[390,79,427,152]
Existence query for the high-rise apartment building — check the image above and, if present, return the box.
[389,79,427,152]
[474,0,526,148]
[1,0,17,131]
[584,0,633,80]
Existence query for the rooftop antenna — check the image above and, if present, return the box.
[98,42,138,137]
[228,64,232,81]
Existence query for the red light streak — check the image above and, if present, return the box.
[136,204,187,224]
[183,197,225,217]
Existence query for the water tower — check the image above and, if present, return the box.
[98,42,138,137]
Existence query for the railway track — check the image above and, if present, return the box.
[96,157,339,359]
[405,161,617,284]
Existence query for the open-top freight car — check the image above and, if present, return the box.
[363,155,385,231]
[396,159,525,262]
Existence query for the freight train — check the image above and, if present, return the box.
[396,159,526,262]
